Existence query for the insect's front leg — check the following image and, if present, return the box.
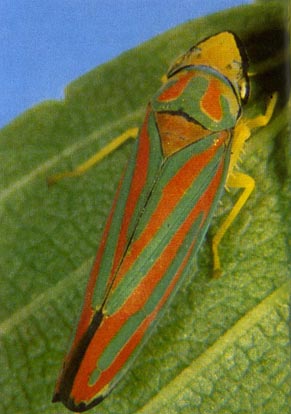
[48,127,138,186]
[212,93,277,278]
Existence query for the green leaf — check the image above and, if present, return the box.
[1,2,290,414]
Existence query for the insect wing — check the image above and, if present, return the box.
[53,31,248,412]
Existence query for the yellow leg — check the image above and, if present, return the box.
[212,93,277,278]
[47,127,138,186]
[212,172,254,278]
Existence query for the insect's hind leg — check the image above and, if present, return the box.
[212,172,254,278]
[212,93,277,278]
[48,128,138,186]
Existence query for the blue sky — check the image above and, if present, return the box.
[0,0,252,128]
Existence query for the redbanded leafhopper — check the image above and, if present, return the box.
[53,31,276,412]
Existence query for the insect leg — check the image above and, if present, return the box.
[212,172,254,278]
[47,127,138,186]
[212,94,277,278]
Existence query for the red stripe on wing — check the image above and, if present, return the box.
[70,107,152,344]
[113,130,229,286]
[71,143,226,404]
[109,106,151,281]
[72,183,122,344]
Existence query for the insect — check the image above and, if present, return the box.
[52,31,276,411]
